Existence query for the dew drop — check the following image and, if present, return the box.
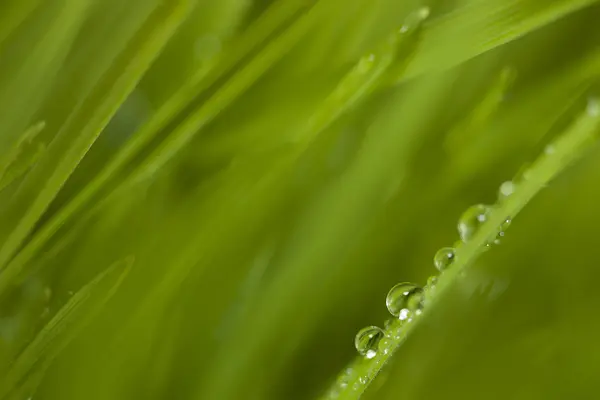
[457,204,491,242]
[433,247,455,272]
[356,54,376,74]
[399,7,430,33]
[386,282,424,318]
[427,275,438,290]
[492,217,512,245]
[378,337,392,355]
[384,318,395,330]
[354,326,385,358]
[498,180,515,200]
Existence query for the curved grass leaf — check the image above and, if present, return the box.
[0,256,133,400]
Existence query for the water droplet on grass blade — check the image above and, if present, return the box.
[386,283,424,318]
[433,247,455,271]
[427,275,438,290]
[498,181,515,200]
[492,217,512,244]
[355,326,385,358]
[378,336,392,355]
[399,7,430,33]
[458,204,491,242]
[356,54,376,74]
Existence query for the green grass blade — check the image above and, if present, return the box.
[402,0,599,81]
[0,0,91,154]
[0,256,132,399]
[323,98,600,399]
[0,0,320,294]
[0,0,41,47]
[0,121,45,192]
[0,0,193,273]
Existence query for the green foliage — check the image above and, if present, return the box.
[0,1,600,399]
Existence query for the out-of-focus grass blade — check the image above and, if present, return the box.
[445,67,516,152]
[402,0,599,81]
[0,0,193,274]
[448,50,600,182]
[0,122,45,192]
[0,256,133,400]
[197,72,459,400]
[0,0,320,295]
[0,0,41,47]
[0,0,90,154]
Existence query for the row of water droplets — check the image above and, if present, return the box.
[352,92,600,358]
[322,8,431,399]
[353,186,517,359]
[334,180,516,397]
[331,94,600,400]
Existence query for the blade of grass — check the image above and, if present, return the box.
[0,0,41,47]
[322,98,600,399]
[0,122,45,192]
[401,0,599,81]
[0,256,132,400]
[197,70,459,400]
[0,0,323,295]
[0,0,90,154]
[0,0,193,273]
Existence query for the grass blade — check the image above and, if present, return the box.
[402,0,599,81]
[0,122,46,192]
[323,98,600,399]
[0,256,133,399]
[0,0,193,273]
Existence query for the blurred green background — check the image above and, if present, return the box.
[1,0,600,399]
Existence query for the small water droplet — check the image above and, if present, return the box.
[357,54,376,74]
[433,247,455,272]
[492,217,512,245]
[354,326,385,358]
[427,275,438,289]
[384,318,395,330]
[587,97,599,117]
[378,337,392,355]
[498,180,515,200]
[399,7,430,33]
[457,204,491,242]
[386,283,424,317]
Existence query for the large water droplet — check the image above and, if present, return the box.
[386,283,424,318]
[433,247,455,272]
[354,326,385,359]
[457,204,491,242]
